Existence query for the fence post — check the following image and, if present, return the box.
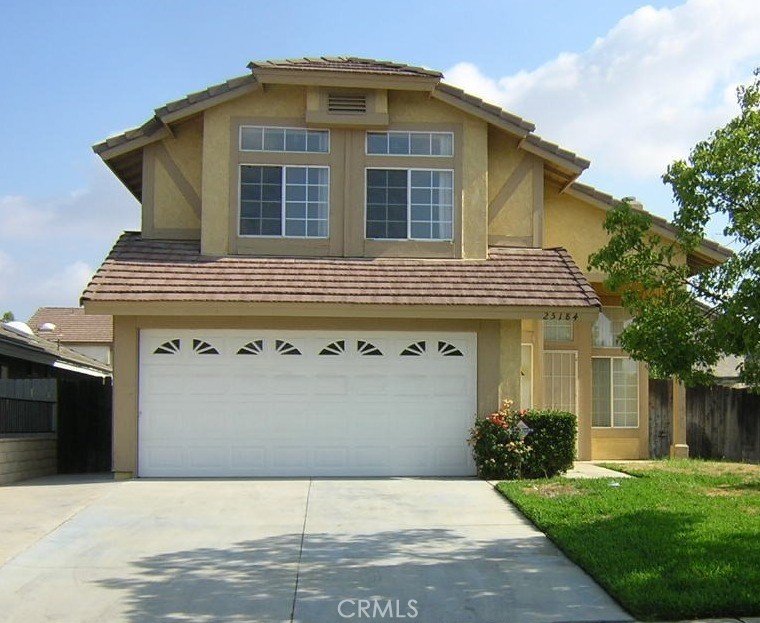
[670,379,689,458]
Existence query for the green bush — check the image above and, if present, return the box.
[469,400,531,479]
[469,401,576,480]
[521,409,577,478]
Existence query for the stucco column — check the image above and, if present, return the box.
[498,320,522,406]
[670,379,689,458]
[112,317,139,479]
[575,320,593,461]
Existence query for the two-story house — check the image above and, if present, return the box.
[84,57,729,479]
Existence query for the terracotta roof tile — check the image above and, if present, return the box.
[248,57,442,78]
[82,233,600,311]
[27,307,113,343]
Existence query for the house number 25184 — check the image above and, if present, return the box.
[542,311,579,321]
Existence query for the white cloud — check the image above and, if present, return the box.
[0,160,139,241]
[0,159,138,320]
[30,261,95,305]
[0,250,16,302]
[445,0,760,181]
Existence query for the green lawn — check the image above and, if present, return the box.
[497,460,760,621]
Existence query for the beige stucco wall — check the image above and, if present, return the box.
[544,188,609,276]
[487,129,543,247]
[135,85,496,259]
[142,117,202,239]
[111,314,521,477]
[0,436,57,485]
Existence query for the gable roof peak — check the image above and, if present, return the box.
[247,56,442,79]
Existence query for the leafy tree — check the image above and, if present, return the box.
[589,69,760,389]
[1,311,14,323]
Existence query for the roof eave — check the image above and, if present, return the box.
[565,182,733,265]
[92,75,259,161]
[251,66,440,91]
[83,299,600,321]
[433,83,534,138]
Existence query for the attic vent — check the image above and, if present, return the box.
[328,93,367,114]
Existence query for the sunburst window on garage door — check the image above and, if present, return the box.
[357,340,383,356]
[438,341,463,357]
[237,340,264,355]
[153,339,181,354]
[192,339,219,355]
[275,340,301,355]
[319,340,346,355]
[401,341,426,356]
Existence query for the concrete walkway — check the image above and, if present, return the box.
[565,461,633,479]
[0,475,632,623]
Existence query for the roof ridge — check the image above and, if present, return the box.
[247,56,442,78]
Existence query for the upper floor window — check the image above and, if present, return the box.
[366,131,454,156]
[240,165,328,238]
[365,169,453,240]
[593,307,632,348]
[240,126,329,153]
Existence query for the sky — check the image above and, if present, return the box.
[0,0,758,322]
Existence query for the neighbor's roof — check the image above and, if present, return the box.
[82,232,600,311]
[93,57,590,199]
[0,323,112,377]
[28,307,113,344]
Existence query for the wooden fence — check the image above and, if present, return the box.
[0,376,112,474]
[0,379,57,434]
[649,379,760,462]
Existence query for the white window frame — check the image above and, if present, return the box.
[365,131,454,156]
[238,164,330,239]
[591,356,640,428]
[239,125,330,153]
[364,167,454,241]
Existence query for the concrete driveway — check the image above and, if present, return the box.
[0,476,632,623]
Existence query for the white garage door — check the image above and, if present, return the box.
[138,330,477,477]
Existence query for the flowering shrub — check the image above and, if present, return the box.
[469,400,532,479]
[470,401,577,480]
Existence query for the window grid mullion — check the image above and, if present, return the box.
[609,357,616,427]
[407,170,412,239]
[280,166,287,237]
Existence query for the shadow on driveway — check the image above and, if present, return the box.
[97,528,629,623]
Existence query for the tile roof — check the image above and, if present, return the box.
[82,233,600,310]
[568,181,732,260]
[93,58,589,187]
[248,57,442,78]
[0,323,112,375]
[435,83,535,133]
[27,307,113,344]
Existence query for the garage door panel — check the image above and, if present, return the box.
[351,374,389,395]
[187,445,230,470]
[139,330,477,477]
[226,374,267,396]
[273,446,312,469]
[143,446,184,471]
[313,447,349,469]
[312,374,349,396]
[230,446,267,470]
[353,446,389,470]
